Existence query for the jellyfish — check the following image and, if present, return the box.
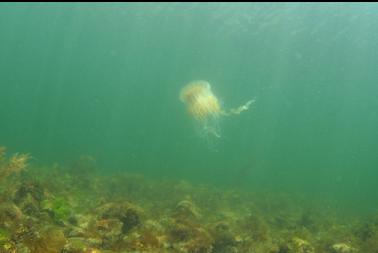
[180,80,255,141]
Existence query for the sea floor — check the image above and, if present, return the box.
[0,147,377,253]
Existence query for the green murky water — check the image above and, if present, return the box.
[1,3,378,215]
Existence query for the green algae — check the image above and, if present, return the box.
[41,197,73,222]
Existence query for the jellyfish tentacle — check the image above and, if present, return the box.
[224,98,256,116]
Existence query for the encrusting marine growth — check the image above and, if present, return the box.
[0,145,376,253]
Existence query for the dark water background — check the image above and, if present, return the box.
[1,3,377,214]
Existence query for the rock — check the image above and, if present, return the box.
[62,237,91,253]
[210,221,239,253]
[24,227,66,253]
[288,237,315,253]
[174,199,202,220]
[96,201,143,234]
[14,181,45,204]
[332,243,356,253]
[0,203,23,229]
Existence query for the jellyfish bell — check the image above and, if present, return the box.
[179,80,221,121]
[180,80,222,140]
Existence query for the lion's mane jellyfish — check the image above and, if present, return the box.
[180,80,222,139]
[180,80,255,141]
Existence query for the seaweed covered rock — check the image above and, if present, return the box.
[239,212,269,242]
[96,201,143,234]
[122,228,162,252]
[167,218,213,253]
[297,210,318,232]
[359,228,378,253]
[174,199,202,221]
[210,221,240,253]
[14,181,45,204]
[331,243,356,253]
[0,202,23,230]
[121,219,166,252]
[287,237,315,253]
[23,226,66,253]
[0,227,17,253]
[353,215,378,241]
[41,197,73,223]
[62,237,102,253]
[96,218,123,248]
[12,180,47,217]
